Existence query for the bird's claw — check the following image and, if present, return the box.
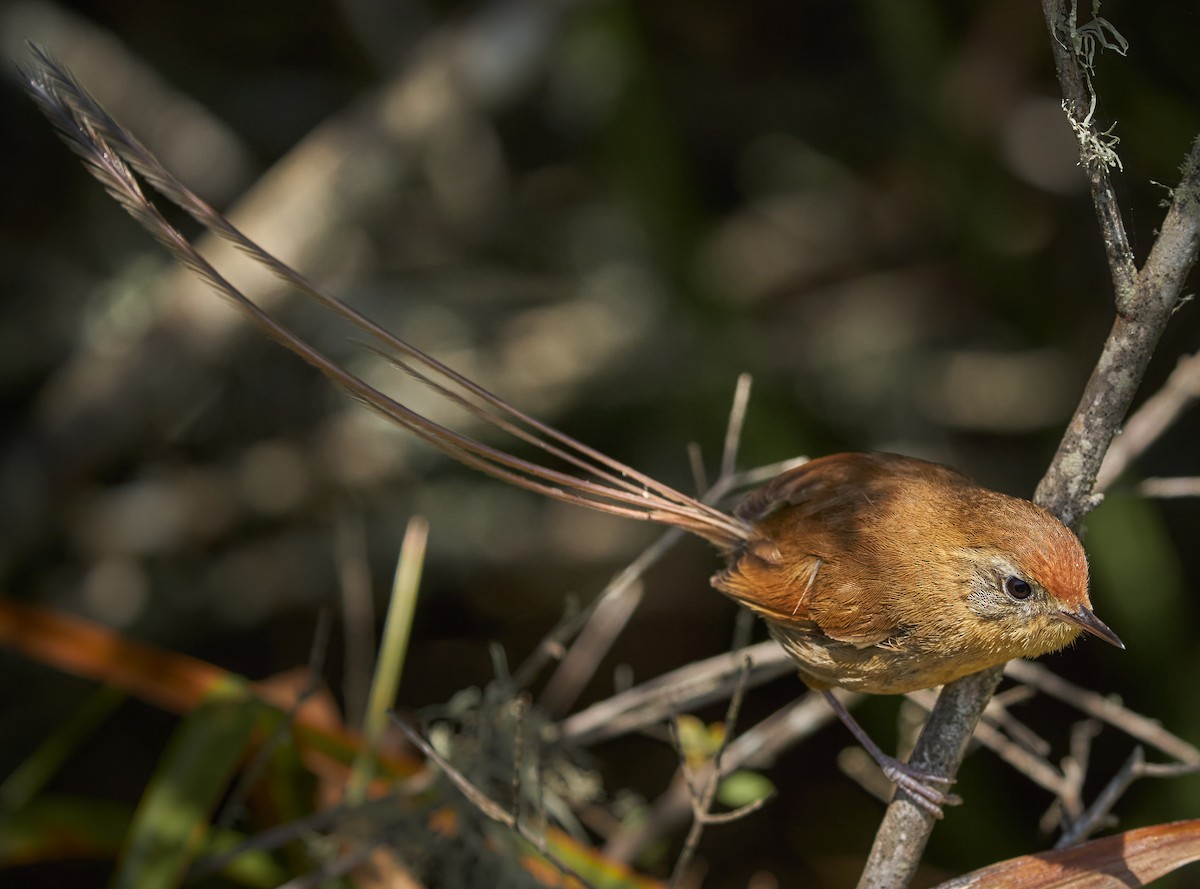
[879,756,962,819]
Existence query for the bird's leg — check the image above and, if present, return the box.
[822,690,962,818]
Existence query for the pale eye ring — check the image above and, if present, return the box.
[1004,575,1033,600]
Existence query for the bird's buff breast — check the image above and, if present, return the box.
[767,625,1008,695]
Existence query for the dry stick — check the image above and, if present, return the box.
[720,374,754,481]
[592,639,1194,864]
[668,656,767,889]
[1061,719,1103,823]
[905,688,1069,799]
[859,3,1200,882]
[1036,138,1200,521]
[1139,477,1200,497]
[1096,350,1200,492]
[992,660,1199,841]
[1005,659,1200,764]
[985,687,1052,758]
[560,640,793,746]
[537,579,645,720]
[859,662,1004,886]
[1055,747,1200,848]
[1059,745,1143,849]
[538,378,770,719]
[604,690,840,865]
[909,683,1191,838]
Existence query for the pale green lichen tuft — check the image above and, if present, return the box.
[1057,1,1129,173]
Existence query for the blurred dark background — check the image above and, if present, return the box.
[1,0,1198,886]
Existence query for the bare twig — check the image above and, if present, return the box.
[558,640,793,746]
[604,691,838,865]
[905,688,1068,799]
[688,442,708,495]
[1139,477,1200,498]
[1058,745,1142,848]
[985,687,1051,758]
[932,659,1200,848]
[1035,142,1200,526]
[1096,351,1200,491]
[539,379,771,718]
[1005,660,1200,764]
[1054,745,1200,849]
[669,656,765,888]
[538,579,645,719]
[1060,719,1103,822]
[720,374,754,481]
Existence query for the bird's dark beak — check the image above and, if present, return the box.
[1059,606,1125,650]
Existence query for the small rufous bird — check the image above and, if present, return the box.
[24,49,1123,817]
[715,451,1121,811]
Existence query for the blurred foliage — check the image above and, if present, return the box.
[1,0,1199,886]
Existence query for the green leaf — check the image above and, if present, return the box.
[109,678,264,889]
[348,516,427,804]
[716,770,775,809]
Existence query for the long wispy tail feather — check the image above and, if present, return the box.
[21,45,752,551]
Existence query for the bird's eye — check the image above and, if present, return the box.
[1004,575,1033,600]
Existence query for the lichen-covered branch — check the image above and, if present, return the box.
[1036,135,1200,524]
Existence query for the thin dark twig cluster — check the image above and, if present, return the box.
[897,661,1200,848]
[667,656,771,888]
